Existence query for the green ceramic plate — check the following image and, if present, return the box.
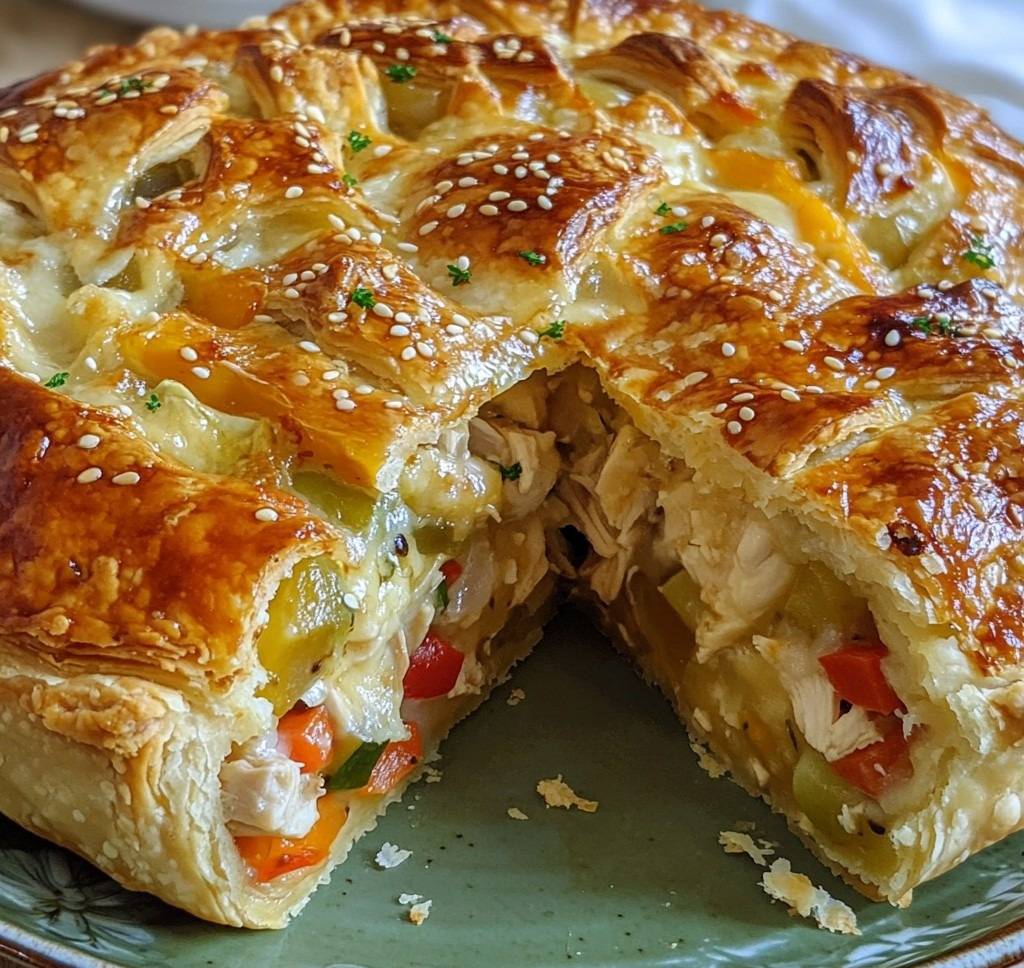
[1,611,1023,968]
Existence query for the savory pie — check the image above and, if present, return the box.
[0,0,1021,928]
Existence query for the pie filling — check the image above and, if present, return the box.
[215,365,933,894]
[219,405,559,883]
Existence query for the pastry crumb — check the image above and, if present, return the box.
[507,806,529,821]
[408,899,432,926]
[507,688,526,706]
[424,766,443,784]
[398,892,422,905]
[536,775,598,813]
[689,738,727,779]
[719,829,775,866]
[375,842,412,869]
[760,859,860,935]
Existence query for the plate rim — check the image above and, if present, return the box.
[0,909,1022,968]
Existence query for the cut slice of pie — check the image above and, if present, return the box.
[0,0,1022,929]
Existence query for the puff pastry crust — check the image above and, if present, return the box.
[0,0,1022,927]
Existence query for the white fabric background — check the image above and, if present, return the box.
[69,0,1024,137]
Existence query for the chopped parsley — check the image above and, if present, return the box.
[518,250,546,267]
[909,315,932,334]
[654,201,672,217]
[346,129,371,153]
[539,319,565,340]
[145,392,161,412]
[962,235,995,270]
[937,317,960,337]
[446,263,472,286]
[498,461,523,481]
[909,315,960,338]
[327,740,387,790]
[43,371,69,389]
[432,30,454,44]
[435,579,450,611]
[350,286,376,309]
[660,221,688,235]
[385,64,417,84]
[118,77,146,95]
[342,173,358,188]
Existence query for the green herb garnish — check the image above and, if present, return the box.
[342,173,358,188]
[350,286,376,309]
[654,202,672,217]
[44,371,69,389]
[347,129,371,153]
[385,64,417,84]
[446,263,472,286]
[327,741,387,790]
[518,250,546,267]
[432,30,454,44]
[936,316,960,337]
[118,77,146,95]
[660,221,688,235]
[435,579,450,611]
[962,235,995,270]
[145,392,161,412]
[498,461,523,481]
[539,319,565,340]
[909,316,933,335]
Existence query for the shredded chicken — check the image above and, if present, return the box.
[221,736,323,838]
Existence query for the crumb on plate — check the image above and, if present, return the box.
[536,775,598,813]
[719,830,775,866]
[507,806,529,820]
[760,859,860,935]
[375,842,412,869]
[408,899,432,926]
[507,688,526,706]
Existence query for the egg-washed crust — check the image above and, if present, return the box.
[0,371,336,693]
[0,0,1022,929]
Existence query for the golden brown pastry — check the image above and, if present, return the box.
[0,0,1021,926]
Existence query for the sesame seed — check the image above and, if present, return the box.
[458,177,478,188]
[726,421,742,435]
[447,203,467,218]
[479,204,499,216]
[254,507,279,522]
[372,303,394,318]
[373,144,393,158]
[84,356,98,371]
[76,467,102,484]
[731,392,754,402]
[823,355,845,371]
[397,242,418,252]
[282,272,299,286]
[419,221,438,236]
[519,329,540,345]
[332,387,349,399]
[284,287,301,299]
[710,233,729,248]
[179,346,198,362]
[385,399,403,410]
[489,191,511,201]
[321,369,340,380]
[537,195,553,210]
[292,373,311,386]
[77,433,101,450]
[712,403,728,414]
[875,366,896,380]
[446,324,464,335]
[416,341,434,358]
[400,346,417,361]
[453,313,470,326]
[327,213,346,231]
[700,215,715,228]
[343,592,360,610]
[507,200,528,212]
[270,65,285,82]
[938,279,954,291]
[112,471,140,486]
[355,384,374,395]
[299,340,320,352]
[390,324,410,337]
[780,388,800,403]
[783,339,803,352]
[863,379,881,390]
[493,163,509,175]
[738,406,755,421]
[721,342,736,357]
[884,329,901,347]
[285,186,304,199]
[327,311,346,323]
[335,397,357,411]
[876,161,893,176]
[191,365,211,380]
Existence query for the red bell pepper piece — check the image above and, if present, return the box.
[819,643,903,715]
[277,704,335,774]
[831,726,913,798]
[365,721,423,795]
[403,630,465,699]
